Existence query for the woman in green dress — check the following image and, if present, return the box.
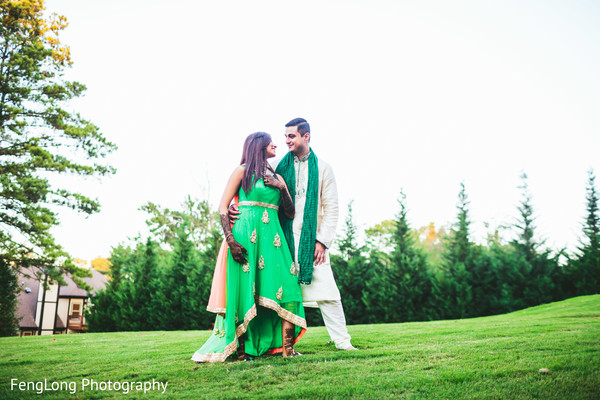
[192,132,306,362]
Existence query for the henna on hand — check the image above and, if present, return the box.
[228,203,241,224]
[263,175,284,190]
[220,213,247,264]
[229,241,248,265]
[266,175,295,219]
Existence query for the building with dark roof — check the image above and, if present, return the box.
[16,267,108,336]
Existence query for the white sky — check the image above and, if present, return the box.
[45,0,600,262]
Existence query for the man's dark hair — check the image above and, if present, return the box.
[285,118,310,136]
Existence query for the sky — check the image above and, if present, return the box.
[44,0,600,263]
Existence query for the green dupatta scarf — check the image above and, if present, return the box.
[276,149,319,285]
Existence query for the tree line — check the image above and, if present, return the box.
[86,198,222,331]
[86,171,599,331]
[327,171,599,325]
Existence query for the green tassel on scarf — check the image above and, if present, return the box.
[276,149,319,284]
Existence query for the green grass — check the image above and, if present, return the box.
[1,295,599,399]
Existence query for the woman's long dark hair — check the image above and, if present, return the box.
[240,134,253,165]
[242,132,275,194]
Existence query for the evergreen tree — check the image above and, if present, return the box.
[166,227,193,329]
[388,190,413,321]
[331,252,373,324]
[514,173,538,261]
[87,244,142,332]
[511,173,558,307]
[331,202,372,324]
[0,256,19,336]
[166,225,205,330]
[388,190,436,322]
[362,251,395,324]
[391,191,412,257]
[127,239,164,331]
[566,169,600,295]
[188,226,222,330]
[583,170,600,255]
[1,0,116,293]
[438,183,474,319]
[469,233,515,316]
[85,286,120,332]
[445,183,471,265]
[337,200,361,260]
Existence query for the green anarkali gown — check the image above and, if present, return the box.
[191,178,307,362]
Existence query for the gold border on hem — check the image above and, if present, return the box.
[257,296,307,329]
[193,297,306,363]
[192,304,257,363]
[191,351,227,362]
[206,306,226,314]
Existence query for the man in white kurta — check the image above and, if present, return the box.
[280,118,355,350]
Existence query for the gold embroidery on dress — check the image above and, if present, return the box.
[273,233,281,248]
[253,282,256,296]
[290,262,296,275]
[242,263,250,273]
[262,209,270,224]
[258,255,265,270]
[219,330,225,338]
[276,287,283,301]
[250,229,257,244]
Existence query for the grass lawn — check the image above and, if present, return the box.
[1,295,599,399]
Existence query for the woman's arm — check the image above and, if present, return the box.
[219,166,247,264]
[263,174,293,219]
[269,174,295,219]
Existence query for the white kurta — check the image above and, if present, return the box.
[282,154,341,305]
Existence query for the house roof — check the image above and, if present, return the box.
[59,269,109,298]
[16,267,40,329]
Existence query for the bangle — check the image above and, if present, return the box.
[226,233,234,242]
